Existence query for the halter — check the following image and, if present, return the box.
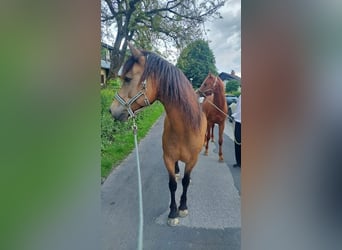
[114,79,151,118]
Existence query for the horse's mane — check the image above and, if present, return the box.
[214,77,227,110]
[216,76,225,91]
[122,51,202,130]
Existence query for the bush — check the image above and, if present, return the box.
[107,78,121,90]
[100,87,129,151]
[225,80,240,93]
[230,90,241,97]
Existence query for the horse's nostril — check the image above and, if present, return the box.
[108,108,112,114]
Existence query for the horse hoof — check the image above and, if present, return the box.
[219,157,224,162]
[167,217,179,226]
[178,209,188,218]
[204,151,208,156]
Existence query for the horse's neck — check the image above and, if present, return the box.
[213,88,225,107]
[162,104,187,131]
[162,103,180,120]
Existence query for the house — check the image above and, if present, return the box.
[219,70,241,92]
[101,42,113,86]
[101,60,110,87]
[219,70,241,82]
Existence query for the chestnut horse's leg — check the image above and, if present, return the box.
[211,124,215,142]
[204,122,211,156]
[218,121,225,162]
[203,131,207,147]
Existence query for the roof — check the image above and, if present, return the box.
[101,59,110,69]
[101,42,114,50]
[219,72,241,82]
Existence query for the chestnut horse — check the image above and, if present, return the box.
[109,42,207,226]
[198,73,228,162]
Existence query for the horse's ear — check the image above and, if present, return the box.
[128,41,143,59]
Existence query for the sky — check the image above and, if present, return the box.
[204,0,241,77]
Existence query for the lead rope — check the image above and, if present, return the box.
[132,117,144,250]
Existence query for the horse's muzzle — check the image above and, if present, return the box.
[114,111,129,122]
[109,106,129,122]
[197,89,212,97]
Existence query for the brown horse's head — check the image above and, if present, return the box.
[109,42,157,121]
[197,73,220,97]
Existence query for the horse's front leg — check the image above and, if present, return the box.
[218,122,225,162]
[179,160,196,217]
[178,172,190,217]
[168,174,178,226]
[164,158,179,226]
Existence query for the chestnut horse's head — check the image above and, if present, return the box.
[197,73,219,97]
[109,42,157,121]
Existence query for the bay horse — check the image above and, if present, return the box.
[109,42,207,226]
[198,73,228,162]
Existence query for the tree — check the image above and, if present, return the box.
[225,79,239,93]
[101,0,226,79]
[176,39,217,89]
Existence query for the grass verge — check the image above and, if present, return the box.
[101,86,164,178]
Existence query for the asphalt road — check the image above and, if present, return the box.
[102,114,241,250]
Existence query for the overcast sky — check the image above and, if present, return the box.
[205,0,241,76]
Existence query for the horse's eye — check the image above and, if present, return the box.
[124,77,132,83]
